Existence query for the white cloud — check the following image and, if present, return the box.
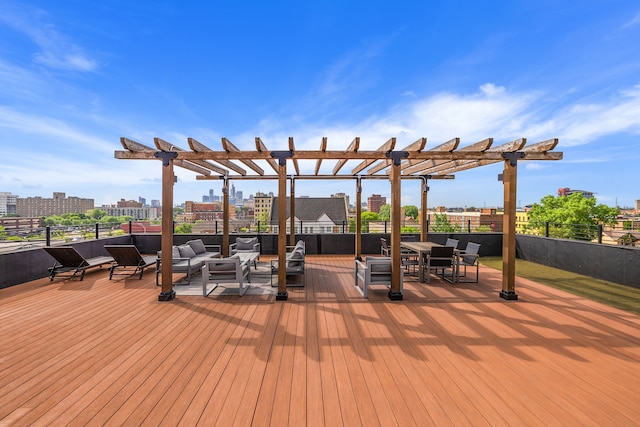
[0,2,98,72]
[621,12,640,29]
[0,106,114,153]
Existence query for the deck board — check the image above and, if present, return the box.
[1,255,639,426]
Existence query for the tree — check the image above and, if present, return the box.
[0,225,6,240]
[526,193,619,240]
[404,205,418,219]
[431,213,459,232]
[361,211,379,232]
[174,223,193,234]
[87,209,107,220]
[378,205,391,221]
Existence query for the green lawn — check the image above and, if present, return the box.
[480,257,640,315]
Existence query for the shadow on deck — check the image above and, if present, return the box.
[1,255,639,425]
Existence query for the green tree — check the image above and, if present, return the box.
[174,223,193,234]
[361,211,379,232]
[0,225,6,240]
[404,205,418,220]
[378,205,391,221]
[526,193,619,240]
[255,211,271,232]
[87,208,107,220]
[431,213,460,232]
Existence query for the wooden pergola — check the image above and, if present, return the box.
[115,136,562,302]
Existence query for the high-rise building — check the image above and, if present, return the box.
[235,190,243,205]
[0,192,18,216]
[138,196,146,206]
[367,194,386,213]
[16,192,94,217]
[254,194,274,224]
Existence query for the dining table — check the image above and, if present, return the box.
[399,241,458,283]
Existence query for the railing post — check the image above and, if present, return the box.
[172,221,175,233]
[257,221,260,235]
[215,221,218,234]
[129,220,133,235]
[598,224,603,244]
[342,220,346,234]
[95,223,99,239]
[545,222,550,237]
[46,226,51,246]
[384,221,388,234]
[468,219,471,233]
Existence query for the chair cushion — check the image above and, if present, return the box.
[235,237,258,251]
[287,247,304,267]
[366,257,391,273]
[178,244,196,258]
[170,246,179,258]
[208,261,236,271]
[187,239,207,254]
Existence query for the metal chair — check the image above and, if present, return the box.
[456,242,481,283]
[423,246,456,283]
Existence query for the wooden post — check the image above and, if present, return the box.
[289,177,296,247]
[421,176,429,242]
[500,153,522,300]
[389,153,403,300]
[222,178,230,257]
[157,151,177,301]
[277,159,288,300]
[355,177,362,259]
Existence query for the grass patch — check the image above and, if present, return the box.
[480,257,640,315]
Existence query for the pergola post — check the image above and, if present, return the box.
[355,176,362,259]
[272,151,293,301]
[289,177,296,246]
[420,175,430,242]
[156,151,177,302]
[500,152,524,300]
[222,177,230,257]
[388,151,407,300]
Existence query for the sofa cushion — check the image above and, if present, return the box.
[187,239,207,254]
[208,260,236,271]
[235,237,258,251]
[366,257,391,273]
[178,244,196,258]
[287,247,304,267]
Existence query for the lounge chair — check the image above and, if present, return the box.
[229,237,260,268]
[355,256,403,298]
[104,245,156,280]
[270,240,305,287]
[202,256,251,296]
[43,246,114,281]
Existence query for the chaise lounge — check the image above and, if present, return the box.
[104,245,157,280]
[43,246,114,281]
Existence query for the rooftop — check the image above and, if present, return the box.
[1,255,638,425]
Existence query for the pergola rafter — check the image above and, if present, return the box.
[115,135,562,302]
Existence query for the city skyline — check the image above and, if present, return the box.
[1,2,639,208]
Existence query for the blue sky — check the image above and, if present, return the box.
[1,1,639,210]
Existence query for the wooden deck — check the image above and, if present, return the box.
[1,255,639,426]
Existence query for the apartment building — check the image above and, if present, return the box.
[16,192,94,217]
[0,192,18,216]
